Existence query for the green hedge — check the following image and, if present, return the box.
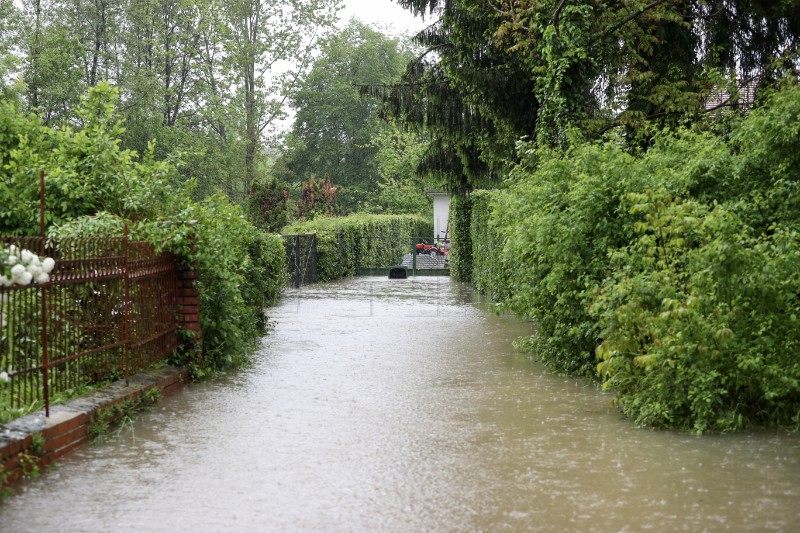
[464,86,800,432]
[50,197,287,375]
[181,198,285,372]
[447,194,473,282]
[283,214,432,282]
[469,190,512,302]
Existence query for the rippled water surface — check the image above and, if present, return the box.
[2,277,799,532]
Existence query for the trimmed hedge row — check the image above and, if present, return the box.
[283,214,432,281]
[447,195,473,282]
[469,191,511,302]
[451,86,800,432]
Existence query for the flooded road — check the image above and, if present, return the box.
[2,277,799,531]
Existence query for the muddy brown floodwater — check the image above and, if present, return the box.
[1,277,799,532]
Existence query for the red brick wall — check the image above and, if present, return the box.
[1,368,190,487]
[178,263,202,348]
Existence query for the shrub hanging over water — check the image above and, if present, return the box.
[457,85,800,431]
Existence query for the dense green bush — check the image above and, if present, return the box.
[492,141,649,376]
[1,84,176,235]
[590,87,800,431]
[4,86,287,375]
[447,194,473,282]
[468,191,510,303]
[726,84,800,231]
[283,214,431,281]
[154,197,285,373]
[593,191,800,432]
[464,86,800,431]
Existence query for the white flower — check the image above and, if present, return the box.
[11,265,32,285]
[0,371,8,383]
[3,248,54,285]
[10,264,25,280]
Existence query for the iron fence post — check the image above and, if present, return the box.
[294,236,301,289]
[123,225,130,386]
[41,268,49,418]
[310,234,317,283]
[412,237,417,277]
[39,171,50,417]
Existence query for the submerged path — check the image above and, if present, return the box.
[1,277,799,531]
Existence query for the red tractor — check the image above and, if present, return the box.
[415,240,448,256]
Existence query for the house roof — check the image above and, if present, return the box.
[705,78,759,111]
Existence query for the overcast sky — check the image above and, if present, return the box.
[337,0,433,35]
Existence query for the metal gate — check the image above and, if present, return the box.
[282,233,317,288]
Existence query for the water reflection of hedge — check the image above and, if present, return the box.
[284,214,432,282]
[452,86,800,432]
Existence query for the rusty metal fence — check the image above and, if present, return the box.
[283,234,317,288]
[1,235,180,417]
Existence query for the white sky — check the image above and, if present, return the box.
[337,0,432,36]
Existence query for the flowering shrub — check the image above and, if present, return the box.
[1,245,55,334]
[0,245,55,287]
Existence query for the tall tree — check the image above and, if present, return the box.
[375,0,539,192]
[116,0,205,158]
[17,0,124,124]
[0,0,21,89]
[491,0,800,143]
[9,0,340,207]
[223,0,339,202]
[284,20,413,211]
[121,0,201,127]
[387,0,800,186]
[371,121,432,215]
